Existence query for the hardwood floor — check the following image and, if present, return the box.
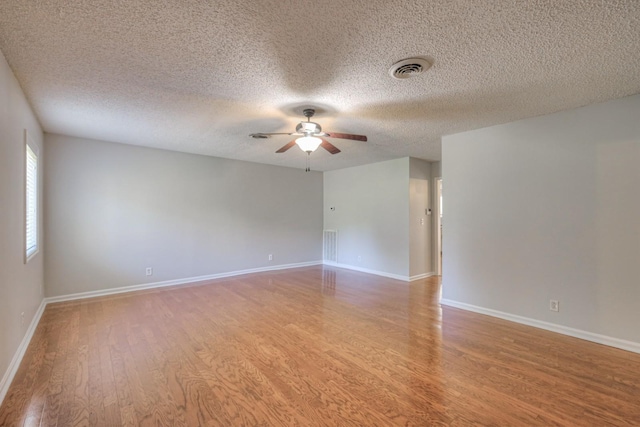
[1,266,640,426]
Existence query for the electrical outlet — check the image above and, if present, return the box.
[549,300,559,312]
[21,312,25,326]
[357,255,362,262]
[146,267,153,276]
[268,254,273,261]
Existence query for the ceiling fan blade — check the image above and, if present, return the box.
[250,132,295,138]
[320,139,341,154]
[275,140,297,153]
[324,132,368,142]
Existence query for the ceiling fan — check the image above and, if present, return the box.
[249,108,367,156]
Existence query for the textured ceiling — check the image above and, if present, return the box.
[1,1,639,171]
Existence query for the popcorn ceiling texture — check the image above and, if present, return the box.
[0,0,639,171]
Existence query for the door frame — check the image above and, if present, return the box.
[434,177,442,276]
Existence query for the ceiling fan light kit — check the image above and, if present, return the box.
[296,136,322,153]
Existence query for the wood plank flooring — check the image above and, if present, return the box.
[1,266,640,426]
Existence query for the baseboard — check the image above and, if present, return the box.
[323,261,410,281]
[409,272,435,281]
[440,299,640,355]
[322,263,435,283]
[46,261,323,304]
[0,299,47,406]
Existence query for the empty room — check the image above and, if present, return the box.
[1,1,640,425]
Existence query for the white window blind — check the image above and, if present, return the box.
[25,142,38,261]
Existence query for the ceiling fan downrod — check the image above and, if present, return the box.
[303,108,315,121]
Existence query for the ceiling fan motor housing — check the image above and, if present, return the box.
[296,121,322,134]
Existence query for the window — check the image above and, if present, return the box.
[25,132,38,262]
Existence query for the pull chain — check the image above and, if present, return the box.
[305,152,310,172]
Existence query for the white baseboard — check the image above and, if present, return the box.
[440,299,640,355]
[409,272,435,281]
[46,261,324,304]
[322,262,435,283]
[323,261,410,281]
[0,299,47,406]
[45,261,430,307]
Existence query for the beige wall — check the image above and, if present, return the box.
[0,51,44,396]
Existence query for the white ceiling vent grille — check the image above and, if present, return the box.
[389,58,432,79]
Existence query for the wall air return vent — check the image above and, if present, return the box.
[389,57,432,79]
[323,230,338,263]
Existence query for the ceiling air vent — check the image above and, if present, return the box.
[389,57,432,80]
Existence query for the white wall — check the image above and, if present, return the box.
[0,51,44,394]
[324,158,410,278]
[44,134,323,297]
[431,161,441,178]
[442,94,640,344]
[409,158,433,278]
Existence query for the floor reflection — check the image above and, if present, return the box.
[321,269,336,296]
